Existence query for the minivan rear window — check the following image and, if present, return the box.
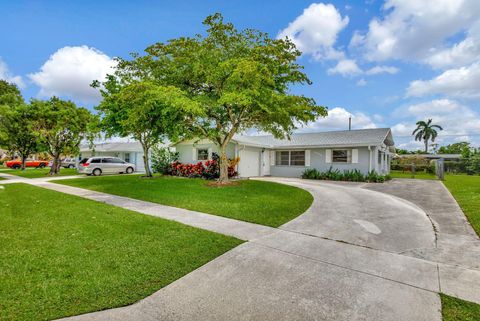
[79,158,88,164]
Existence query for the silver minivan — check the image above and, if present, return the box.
[78,157,135,176]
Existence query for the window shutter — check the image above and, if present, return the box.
[192,148,197,162]
[351,149,359,164]
[325,149,332,163]
[270,150,275,166]
[305,150,311,166]
[207,147,213,160]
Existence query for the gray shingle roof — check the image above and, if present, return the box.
[233,128,394,148]
[80,141,144,152]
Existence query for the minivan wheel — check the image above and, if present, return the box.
[68,164,74,169]
[126,167,134,174]
[92,168,102,176]
[12,164,20,169]
[39,163,46,168]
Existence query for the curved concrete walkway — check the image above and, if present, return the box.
[3,175,479,320]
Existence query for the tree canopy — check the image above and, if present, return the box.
[0,81,39,169]
[102,13,327,182]
[95,81,199,177]
[31,97,93,175]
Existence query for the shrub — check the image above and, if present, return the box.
[301,168,321,179]
[301,168,388,183]
[151,147,179,174]
[166,152,238,180]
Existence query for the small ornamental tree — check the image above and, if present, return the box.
[0,80,40,170]
[0,104,39,170]
[95,81,199,177]
[32,97,93,175]
[121,14,327,183]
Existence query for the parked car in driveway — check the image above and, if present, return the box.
[78,157,135,176]
[5,159,49,169]
[61,158,77,168]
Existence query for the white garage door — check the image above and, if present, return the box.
[238,148,260,177]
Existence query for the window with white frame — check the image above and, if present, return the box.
[275,151,305,166]
[332,150,351,163]
[197,148,209,161]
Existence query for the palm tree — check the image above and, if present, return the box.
[412,119,443,153]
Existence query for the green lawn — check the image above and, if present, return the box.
[0,177,5,180]
[56,175,313,227]
[389,170,438,180]
[441,294,480,321]
[443,175,480,236]
[2,167,79,178]
[0,183,241,321]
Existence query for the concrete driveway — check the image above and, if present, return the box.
[277,178,436,253]
[55,177,480,321]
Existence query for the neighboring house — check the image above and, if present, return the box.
[397,154,462,161]
[79,141,149,173]
[173,128,395,178]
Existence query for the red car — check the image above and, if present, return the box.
[5,159,49,169]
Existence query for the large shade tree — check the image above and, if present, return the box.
[32,97,93,175]
[412,119,443,153]
[0,80,40,169]
[95,80,199,177]
[110,14,327,182]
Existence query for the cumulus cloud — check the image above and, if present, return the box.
[392,99,480,142]
[327,59,362,76]
[365,65,399,75]
[328,59,399,77]
[298,107,378,132]
[356,78,367,86]
[29,46,116,103]
[277,3,349,60]
[0,58,24,88]
[352,0,480,63]
[406,62,480,99]
[425,21,480,69]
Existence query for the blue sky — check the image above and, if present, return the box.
[1,0,479,150]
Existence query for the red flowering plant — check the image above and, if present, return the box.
[167,153,238,180]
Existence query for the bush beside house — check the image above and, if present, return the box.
[153,150,239,180]
[302,168,390,183]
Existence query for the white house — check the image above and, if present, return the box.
[173,128,395,178]
[79,141,149,172]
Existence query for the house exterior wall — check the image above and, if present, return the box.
[175,141,236,163]
[270,147,373,177]
[174,142,391,178]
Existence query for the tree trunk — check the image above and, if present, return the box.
[142,144,152,177]
[424,139,429,153]
[218,144,229,183]
[21,154,27,171]
[49,154,61,175]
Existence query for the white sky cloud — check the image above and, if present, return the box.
[0,58,24,88]
[406,62,480,99]
[298,107,378,132]
[28,46,116,103]
[392,99,480,137]
[277,3,349,60]
[365,65,398,75]
[352,0,480,63]
[328,59,399,77]
[356,78,367,86]
[327,59,362,76]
